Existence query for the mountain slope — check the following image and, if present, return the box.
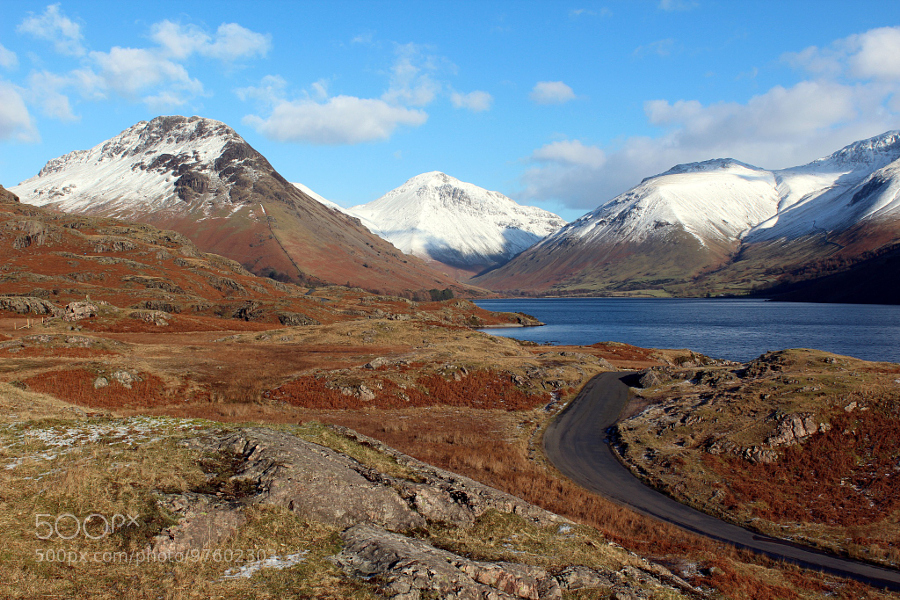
[346,172,566,278]
[475,132,900,297]
[11,116,476,297]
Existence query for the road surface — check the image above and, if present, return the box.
[543,371,900,591]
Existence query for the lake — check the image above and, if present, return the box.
[474,298,900,363]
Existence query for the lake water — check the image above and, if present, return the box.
[474,298,900,363]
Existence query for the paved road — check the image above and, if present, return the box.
[543,371,900,591]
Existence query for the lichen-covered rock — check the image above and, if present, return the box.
[0,296,61,316]
[149,493,245,556]
[212,428,425,531]
[335,524,562,600]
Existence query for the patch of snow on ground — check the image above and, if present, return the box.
[222,551,309,579]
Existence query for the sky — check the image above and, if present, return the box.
[2,1,900,222]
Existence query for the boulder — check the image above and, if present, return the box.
[64,301,97,321]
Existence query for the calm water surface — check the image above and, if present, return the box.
[474,298,900,363]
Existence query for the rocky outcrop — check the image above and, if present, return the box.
[277,312,320,326]
[0,296,61,316]
[64,301,97,321]
[335,524,696,600]
[765,413,830,447]
[335,524,562,600]
[327,425,565,527]
[11,220,54,249]
[146,427,694,599]
[213,428,426,531]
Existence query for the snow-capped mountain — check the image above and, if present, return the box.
[343,172,566,277]
[11,116,477,295]
[475,131,900,295]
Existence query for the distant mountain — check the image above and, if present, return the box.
[11,116,478,297]
[335,172,566,279]
[475,131,900,298]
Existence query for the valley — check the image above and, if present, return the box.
[1,184,898,598]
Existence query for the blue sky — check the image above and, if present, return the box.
[2,1,900,222]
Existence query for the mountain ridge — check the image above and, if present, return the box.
[474,130,900,297]
[11,116,482,298]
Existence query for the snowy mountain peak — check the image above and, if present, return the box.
[13,115,267,218]
[347,172,566,274]
[805,130,900,171]
[650,158,763,180]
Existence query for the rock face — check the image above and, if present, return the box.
[11,116,478,296]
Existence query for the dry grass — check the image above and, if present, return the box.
[0,417,381,600]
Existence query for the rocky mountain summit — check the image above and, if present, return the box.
[344,171,566,278]
[11,116,477,296]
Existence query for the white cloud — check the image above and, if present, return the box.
[151,20,271,61]
[17,3,85,56]
[849,27,900,81]
[522,78,898,210]
[235,74,288,105]
[450,90,493,112]
[530,81,576,105]
[0,43,18,69]
[532,140,606,168]
[244,96,427,144]
[658,0,699,11]
[90,47,203,104]
[0,81,38,142]
[382,43,442,107]
[27,71,78,120]
[785,26,900,82]
[205,23,272,61]
[569,8,612,18]
[150,21,209,60]
[634,38,676,58]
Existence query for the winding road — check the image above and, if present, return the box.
[543,371,900,591]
